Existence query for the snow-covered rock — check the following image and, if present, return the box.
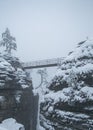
[0,53,30,89]
[0,118,24,130]
[40,40,93,130]
[0,53,38,130]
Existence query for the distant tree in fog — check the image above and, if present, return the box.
[0,28,17,54]
[37,68,48,85]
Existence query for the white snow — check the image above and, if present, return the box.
[0,96,5,102]
[48,106,54,113]
[0,126,8,130]
[15,95,21,103]
[21,84,29,88]
[42,85,93,105]
[43,88,70,104]
[0,118,25,130]
[56,110,89,119]
[65,40,93,62]
[80,86,93,100]
[15,68,29,89]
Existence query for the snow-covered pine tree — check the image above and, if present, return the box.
[40,39,93,130]
[0,28,17,54]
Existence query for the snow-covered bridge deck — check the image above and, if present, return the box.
[23,58,64,69]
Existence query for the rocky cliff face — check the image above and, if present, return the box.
[40,40,93,130]
[0,53,38,130]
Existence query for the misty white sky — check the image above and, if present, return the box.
[0,0,93,62]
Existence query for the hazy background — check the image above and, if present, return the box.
[0,0,93,62]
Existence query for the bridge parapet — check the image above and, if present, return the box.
[22,57,64,69]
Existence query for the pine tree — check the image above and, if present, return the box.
[0,28,17,54]
[40,39,93,130]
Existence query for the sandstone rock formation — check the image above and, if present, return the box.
[0,53,38,130]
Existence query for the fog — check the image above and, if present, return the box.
[0,0,93,62]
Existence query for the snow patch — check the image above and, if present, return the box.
[0,118,25,130]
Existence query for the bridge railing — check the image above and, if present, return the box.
[22,57,64,69]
